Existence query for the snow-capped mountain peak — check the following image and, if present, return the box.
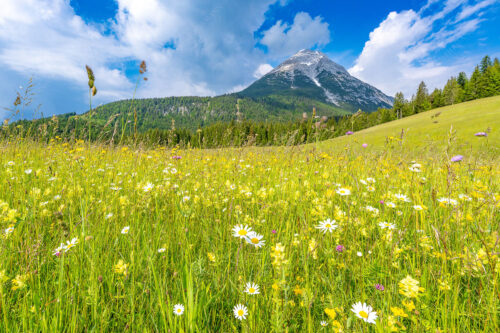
[241,49,393,111]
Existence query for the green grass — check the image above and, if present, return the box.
[0,98,498,332]
[320,95,500,154]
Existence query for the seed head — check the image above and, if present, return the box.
[85,65,95,89]
[139,60,147,74]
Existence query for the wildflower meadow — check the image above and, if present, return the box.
[0,126,498,332]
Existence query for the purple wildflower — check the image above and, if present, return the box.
[271,229,277,234]
[336,245,345,252]
[379,200,384,205]
[346,131,354,135]
[375,284,385,291]
[451,155,463,162]
[362,143,368,148]
[172,155,182,160]
[474,132,487,137]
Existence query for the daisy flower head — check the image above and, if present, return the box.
[386,202,396,208]
[336,188,351,196]
[64,237,79,252]
[53,243,66,256]
[121,226,130,234]
[158,248,166,253]
[351,302,377,324]
[320,320,329,327]
[378,222,396,230]
[315,219,338,233]
[232,224,252,239]
[394,193,411,202]
[233,304,248,320]
[143,182,154,192]
[413,205,425,211]
[244,282,260,295]
[4,225,14,236]
[245,231,265,248]
[173,304,184,316]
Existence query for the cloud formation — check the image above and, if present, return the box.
[349,0,497,97]
[260,12,331,59]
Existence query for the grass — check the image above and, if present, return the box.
[0,98,498,332]
[318,96,500,154]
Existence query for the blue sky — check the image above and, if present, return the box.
[1,0,499,121]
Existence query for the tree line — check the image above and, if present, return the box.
[2,56,499,148]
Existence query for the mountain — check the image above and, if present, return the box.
[18,50,394,133]
[239,49,393,111]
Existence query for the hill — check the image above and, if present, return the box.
[318,95,500,155]
[87,94,349,132]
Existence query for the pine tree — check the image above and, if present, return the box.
[442,77,460,105]
[429,88,443,108]
[414,81,430,113]
[392,92,406,119]
[457,72,468,88]
[480,55,493,73]
[466,66,481,101]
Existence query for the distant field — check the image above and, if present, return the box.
[318,96,500,156]
[0,98,498,331]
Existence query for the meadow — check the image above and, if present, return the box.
[0,98,499,332]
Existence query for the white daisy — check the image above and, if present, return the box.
[53,243,66,256]
[245,231,265,248]
[336,188,351,196]
[394,193,411,202]
[143,182,154,192]
[458,194,472,201]
[378,222,396,230]
[158,248,166,253]
[24,169,32,175]
[232,224,252,239]
[64,237,79,252]
[351,302,377,324]
[121,226,130,234]
[357,251,363,257]
[315,219,338,234]
[386,202,396,208]
[244,282,260,295]
[173,304,184,316]
[320,321,328,327]
[233,304,248,320]
[4,226,14,235]
[413,205,424,211]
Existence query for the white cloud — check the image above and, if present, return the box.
[349,0,496,97]
[253,64,274,78]
[0,0,290,119]
[260,12,330,59]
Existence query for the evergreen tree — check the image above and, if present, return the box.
[414,81,430,113]
[443,77,460,105]
[392,92,406,119]
[480,55,493,73]
[429,88,443,108]
[466,66,481,101]
[457,72,468,88]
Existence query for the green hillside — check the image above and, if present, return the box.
[87,94,349,132]
[319,96,500,155]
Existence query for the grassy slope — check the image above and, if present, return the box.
[319,96,500,155]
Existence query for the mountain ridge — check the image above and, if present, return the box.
[239,49,393,111]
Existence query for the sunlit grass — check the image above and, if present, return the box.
[0,103,499,331]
